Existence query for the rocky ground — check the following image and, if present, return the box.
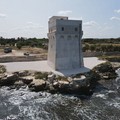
[0,70,91,95]
[0,62,119,95]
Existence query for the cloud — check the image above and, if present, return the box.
[110,10,120,21]
[26,22,44,29]
[11,22,44,32]
[83,22,114,38]
[110,16,120,21]
[69,17,83,20]
[58,10,72,16]
[83,21,98,27]
[9,22,46,38]
[114,9,120,14]
[0,13,7,18]
[27,22,33,25]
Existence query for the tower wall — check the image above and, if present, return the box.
[47,33,56,69]
[47,16,83,70]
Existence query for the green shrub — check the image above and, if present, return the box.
[93,62,114,73]
[34,72,48,79]
[92,62,117,80]
[56,76,68,82]
[86,71,101,82]
[0,65,6,73]
[16,43,22,49]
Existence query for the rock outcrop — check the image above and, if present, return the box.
[29,79,46,92]
[0,73,18,86]
[92,62,117,80]
[0,71,91,95]
[21,77,33,85]
[0,62,117,95]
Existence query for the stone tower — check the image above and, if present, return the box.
[47,16,84,70]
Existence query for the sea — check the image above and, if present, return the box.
[0,70,120,120]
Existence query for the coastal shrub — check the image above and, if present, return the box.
[92,62,117,79]
[0,65,6,73]
[34,72,48,80]
[56,76,68,82]
[93,62,114,73]
[86,71,101,82]
[16,42,22,49]
[85,71,101,89]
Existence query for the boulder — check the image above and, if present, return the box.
[21,76,33,84]
[29,79,46,92]
[58,81,70,88]
[0,73,18,86]
[14,81,24,87]
[48,74,56,83]
[92,62,117,79]
[53,81,59,89]
[47,84,56,93]
[67,77,72,82]
[14,70,30,77]
[14,80,24,86]
[72,76,87,87]
[63,75,91,93]
[57,81,70,93]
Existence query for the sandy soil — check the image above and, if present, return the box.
[0,47,47,58]
[0,50,24,57]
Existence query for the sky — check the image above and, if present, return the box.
[0,0,120,38]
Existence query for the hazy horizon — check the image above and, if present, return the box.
[0,0,120,38]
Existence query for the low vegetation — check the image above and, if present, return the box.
[0,65,6,73]
[0,37,48,50]
[56,76,68,82]
[82,38,120,52]
[92,62,117,79]
[99,56,120,62]
[0,37,120,53]
[34,72,48,79]
[85,62,118,89]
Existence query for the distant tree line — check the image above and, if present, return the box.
[0,37,48,49]
[0,37,120,52]
[82,38,120,52]
[82,38,120,44]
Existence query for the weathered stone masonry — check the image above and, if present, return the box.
[47,16,84,70]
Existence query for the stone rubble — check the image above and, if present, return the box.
[0,71,90,95]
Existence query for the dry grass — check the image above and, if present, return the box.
[20,47,47,54]
[99,55,120,62]
[0,47,47,62]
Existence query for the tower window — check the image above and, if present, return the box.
[75,27,78,31]
[61,27,64,31]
